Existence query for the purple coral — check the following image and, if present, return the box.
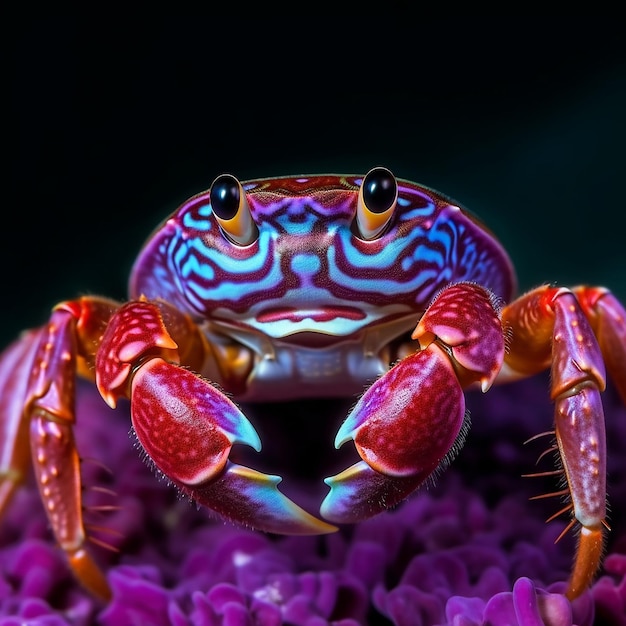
[1,374,625,626]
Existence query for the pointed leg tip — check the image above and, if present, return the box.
[566,525,605,600]
[68,548,111,602]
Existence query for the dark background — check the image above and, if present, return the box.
[5,17,625,348]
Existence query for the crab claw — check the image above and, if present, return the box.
[321,345,467,523]
[132,358,336,535]
[322,282,504,524]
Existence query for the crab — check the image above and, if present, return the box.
[0,167,624,604]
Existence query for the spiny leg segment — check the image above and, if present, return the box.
[501,285,626,599]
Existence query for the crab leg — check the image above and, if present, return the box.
[573,286,626,405]
[23,304,114,601]
[97,300,336,536]
[0,330,42,516]
[501,286,608,600]
[1,297,130,600]
[322,283,504,522]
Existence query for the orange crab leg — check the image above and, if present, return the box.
[502,285,608,600]
[24,303,115,601]
[1,297,121,599]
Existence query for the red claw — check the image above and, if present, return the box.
[322,282,504,525]
[322,345,467,523]
[347,347,466,479]
[131,358,335,535]
[131,358,260,485]
[96,301,334,535]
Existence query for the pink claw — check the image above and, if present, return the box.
[131,358,336,535]
[96,300,336,535]
[321,282,504,525]
[131,358,260,485]
[322,345,467,523]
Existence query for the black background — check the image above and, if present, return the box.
[6,17,626,348]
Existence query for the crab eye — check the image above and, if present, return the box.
[356,167,398,240]
[209,174,258,245]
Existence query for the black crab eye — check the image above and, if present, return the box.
[209,174,258,245]
[356,167,398,240]
[210,174,241,220]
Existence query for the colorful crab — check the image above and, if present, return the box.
[0,167,624,604]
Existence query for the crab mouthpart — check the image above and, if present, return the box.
[256,306,367,324]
